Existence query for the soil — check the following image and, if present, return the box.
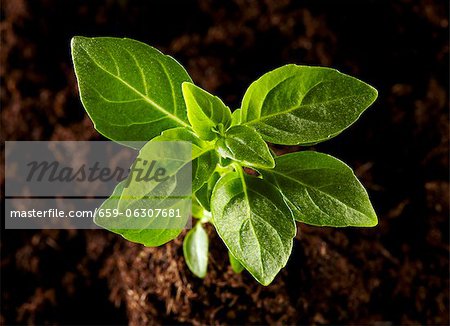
[1,0,449,325]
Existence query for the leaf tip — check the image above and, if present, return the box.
[258,276,275,286]
[70,36,79,48]
[266,156,276,169]
[367,84,379,105]
[355,211,378,227]
[70,36,87,51]
[181,81,194,92]
[366,213,379,227]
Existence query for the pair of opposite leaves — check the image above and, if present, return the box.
[71,36,378,285]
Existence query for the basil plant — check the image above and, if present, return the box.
[71,37,378,285]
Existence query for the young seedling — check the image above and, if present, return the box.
[71,36,378,285]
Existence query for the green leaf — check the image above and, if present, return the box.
[192,198,205,218]
[211,170,296,285]
[240,64,378,145]
[94,180,185,246]
[71,36,192,148]
[216,125,275,169]
[228,250,244,273]
[263,151,377,227]
[105,133,199,247]
[195,172,220,212]
[118,138,193,212]
[182,82,232,141]
[112,128,216,247]
[149,127,218,192]
[231,108,242,126]
[183,223,209,278]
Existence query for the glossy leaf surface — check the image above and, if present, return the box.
[183,223,209,278]
[182,82,232,141]
[241,65,378,145]
[211,171,296,285]
[263,151,377,227]
[216,125,275,169]
[72,37,192,147]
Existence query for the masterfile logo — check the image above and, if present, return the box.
[4,141,192,230]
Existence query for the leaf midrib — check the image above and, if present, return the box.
[78,44,190,128]
[270,169,369,217]
[233,171,264,274]
[244,93,369,125]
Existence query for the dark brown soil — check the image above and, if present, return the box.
[1,0,449,325]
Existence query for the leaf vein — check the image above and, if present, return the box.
[78,43,190,128]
